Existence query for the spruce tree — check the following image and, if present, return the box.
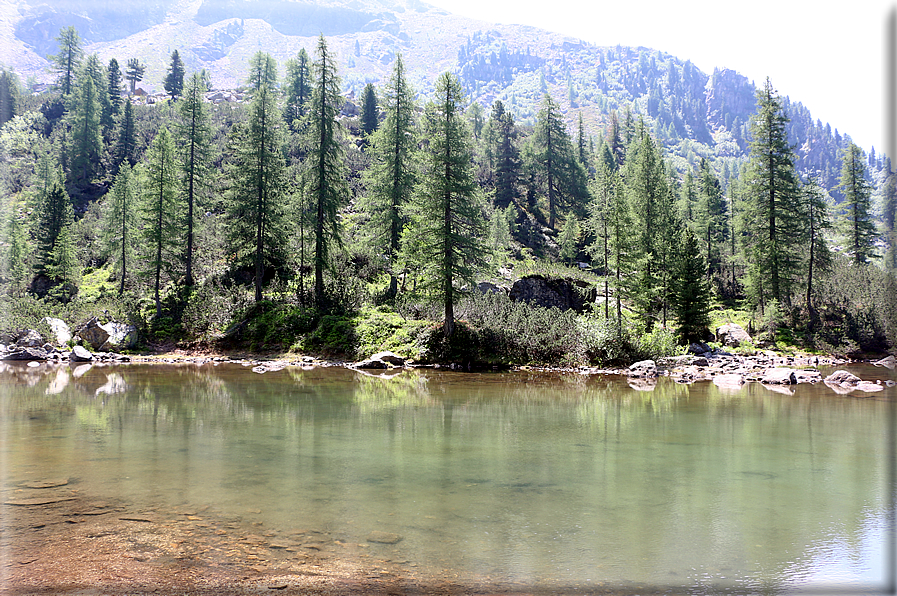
[35,180,74,276]
[489,100,520,209]
[164,50,185,102]
[360,82,379,138]
[140,127,180,317]
[836,142,878,264]
[304,35,348,307]
[227,84,288,303]
[103,163,137,295]
[176,73,212,287]
[696,158,728,280]
[403,72,484,338]
[51,26,83,96]
[113,98,137,171]
[744,78,804,307]
[107,58,123,115]
[360,55,416,300]
[671,228,712,344]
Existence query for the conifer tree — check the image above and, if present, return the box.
[113,98,137,172]
[3,210,29,289]
[802,178,833,323]
[82,54,114,136]
[164,50,185,102]
[103,163,137,295]
[532,93,588,229]
[227,83,287,303]
[67,74,103,184]
[305,35,348,307]
[247,52,278,91]
[140,127,180,316]
[696,158,728,280]
[743,78,804,307]
[35,180,74,277]
[360,55,416,299]
[124,58,146,95]
[177,73,212,287]
[107,58,123,115]
[46,224,79,298]
[403,72,485,337]
[51,26,83,96]
[836,142,878,264]
[360,82,379,138]
[559,216,579,265]
[671,228,712,344]
[883,169,897,272]
[284,49,312,130]
[0,69,18,127]
[489,100,520,209]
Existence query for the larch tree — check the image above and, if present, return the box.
[532,93,588,229]
[164,50,185,102]
[247,52,278,91]
[836,142,878,264]
[284,49,312,131]
[51,26,83,96]
[743,78,804,308]
[696,158,728,280]
[227,83,288,303]
[360,55,416,300]
[403,72,485,338]
[176,72,212,287]
[66,73,103,184]
[103,163,138,295]
[304,35,348,307]
[802,178,833,324]
[139,127,180,317]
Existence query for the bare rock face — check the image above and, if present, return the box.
[509,275,595,313]
[99,321,138,350]
[44,317,72,345]
[716,323,751,348]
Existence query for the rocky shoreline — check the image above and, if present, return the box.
[2,320,895,397]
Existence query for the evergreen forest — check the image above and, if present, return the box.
[1,27,896,366]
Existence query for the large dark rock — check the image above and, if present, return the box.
[509,275,595,312]
[1,347,48,361]
[75,318,110,351]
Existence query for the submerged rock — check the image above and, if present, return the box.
[627,360,657,378]
[761,368,797,385]
[366,531,402,544]
[824,370,861,387]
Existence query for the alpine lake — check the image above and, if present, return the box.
[0,360,893,595]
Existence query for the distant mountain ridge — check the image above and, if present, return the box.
[0,0,884,198]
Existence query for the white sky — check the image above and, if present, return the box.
[427,0,894,156]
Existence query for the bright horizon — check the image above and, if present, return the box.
[427,0,893,158]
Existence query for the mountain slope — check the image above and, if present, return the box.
[0,0,883,197]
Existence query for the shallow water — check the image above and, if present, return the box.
[0,361,894,593]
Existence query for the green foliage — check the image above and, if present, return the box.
[284,48,311,130]
[247,51,278,91]
[836,142,878,264]
[35,179,75,276]
[164,50,185,101]
[102,163,138,295]
[360,82,378,137]
[51,26,83,96]
[670,228,712,344]
[124,58,145,95]
[66,72,103,184]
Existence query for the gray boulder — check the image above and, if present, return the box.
[716,323,752,348]
[16,329,43,348]
[824,370,862,386]
[688,342,711,355]
[44,317,72,346]
[761,368,797,385]
[99,321,138,350]
[70,345,94,362]
[2,347,48,361]
[75,318,109,351]
[509,275,595,313]
[627,360,657,378]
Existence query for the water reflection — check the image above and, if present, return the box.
[0,362,893,593]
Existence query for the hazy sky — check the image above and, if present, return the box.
[427,0,893,156]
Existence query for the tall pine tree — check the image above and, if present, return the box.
[403,72,484,337]
[836,142,878,264]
